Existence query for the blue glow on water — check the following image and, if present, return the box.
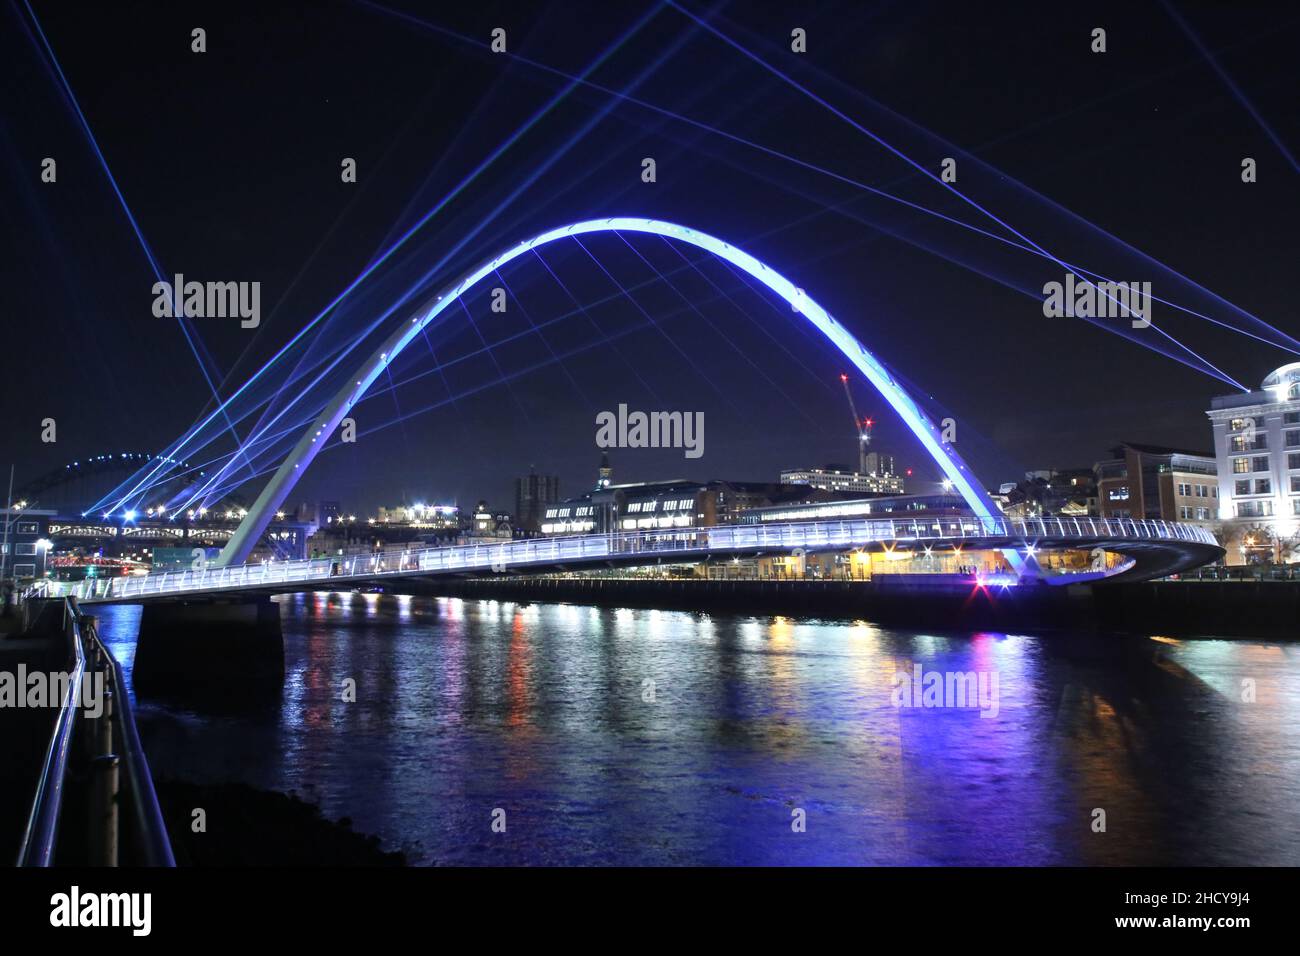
[96,595,1300,865]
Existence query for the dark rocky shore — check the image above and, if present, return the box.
[153,778,406,866]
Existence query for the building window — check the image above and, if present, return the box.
[1292,475,1300,493]
[1233,457,1250,474]
[1107,487,1129,501]
[1177,483,1190,496]
[1230,417,1256,431]
[1256,479,1272,494]
[1235,479,1250,496]
[1287,412,1300,425]
[1196,507,1209,520]
[16,521,37,534]
[1179,506,1192,519]
[1253,456,1270,472]
[1238,500,1274,517]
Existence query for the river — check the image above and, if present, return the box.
[95,592,1300,865]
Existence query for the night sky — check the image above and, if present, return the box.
[4,0,1299,515]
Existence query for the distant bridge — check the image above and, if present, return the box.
[71,515,1221,605]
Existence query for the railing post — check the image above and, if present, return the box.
[86,683,119,867]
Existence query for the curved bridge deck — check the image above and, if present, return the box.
[71,515,1222,605]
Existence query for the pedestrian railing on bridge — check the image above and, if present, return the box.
[70,515,1218,602]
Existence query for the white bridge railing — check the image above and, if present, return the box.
[71,514,1218,602]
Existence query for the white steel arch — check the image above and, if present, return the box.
[218,218,999,565]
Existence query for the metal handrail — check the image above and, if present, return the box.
[80,609,175,867]
[73,515,1220,602]
[15,601,86,867]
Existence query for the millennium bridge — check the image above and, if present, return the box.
[63,217,1222,609]
[69,513,1220,606]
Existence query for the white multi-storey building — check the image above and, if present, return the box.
[1207,363,1300,563]
[780,466,905,495]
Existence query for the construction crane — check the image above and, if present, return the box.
[839,373,872,475]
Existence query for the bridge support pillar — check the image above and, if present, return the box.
[133,597,283,702]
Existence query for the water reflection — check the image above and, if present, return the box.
[95,594,1300,865]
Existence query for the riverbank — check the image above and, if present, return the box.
[153,779,406,866]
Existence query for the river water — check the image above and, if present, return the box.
[95,592,1300,865]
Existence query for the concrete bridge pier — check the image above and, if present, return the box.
[132,596,283,702]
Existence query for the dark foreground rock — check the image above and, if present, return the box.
[154,778,406,866]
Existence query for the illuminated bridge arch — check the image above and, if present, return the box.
[15,452,199,513]
[219,218,1000,566]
